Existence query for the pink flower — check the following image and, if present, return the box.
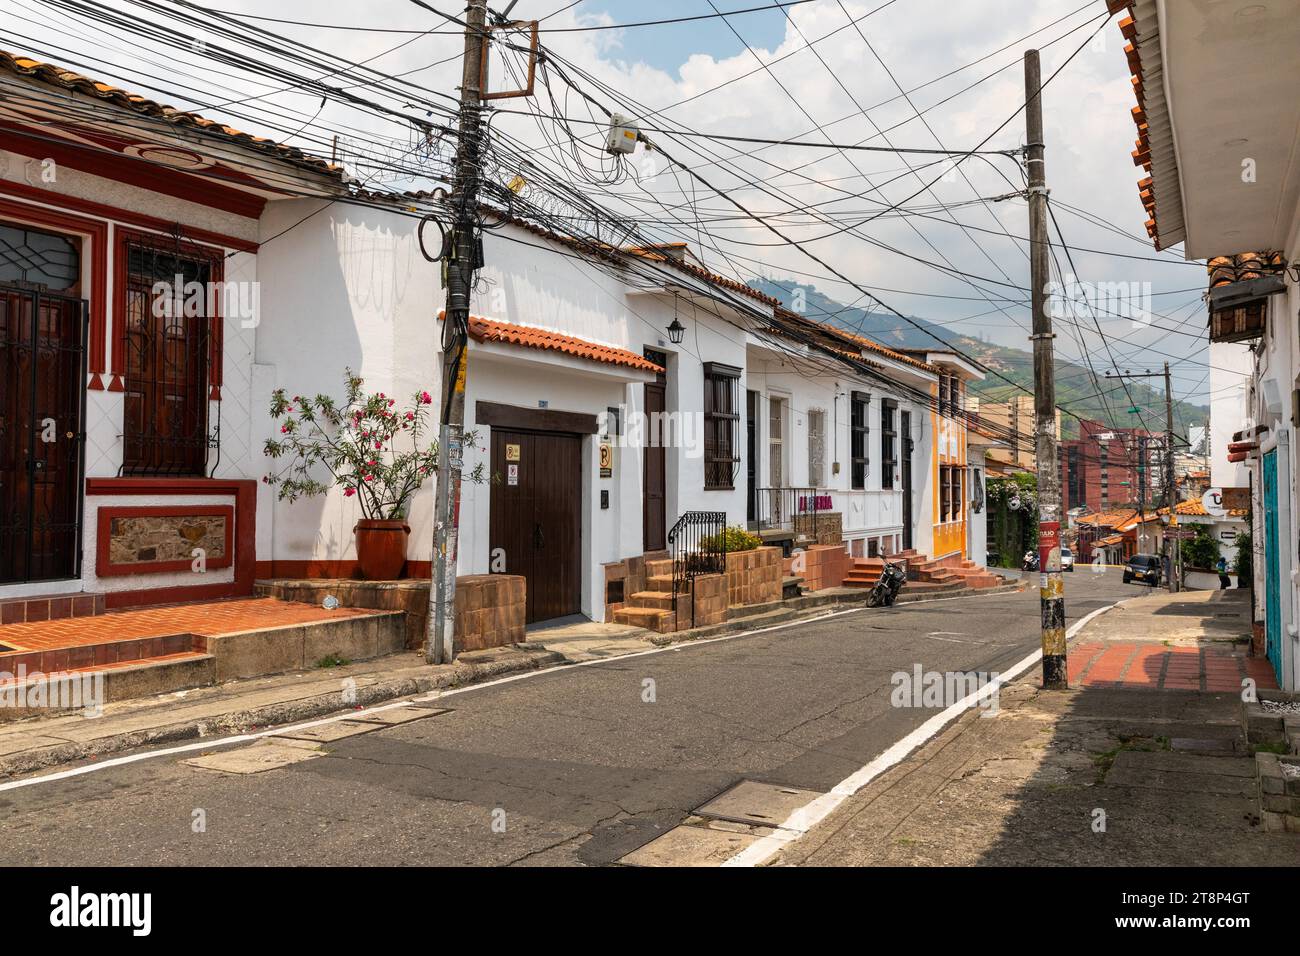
[280,425,288,433]
[419,391,432,405]
[344,487,356,497]
[363,474,374,482]
[374,441,382,450]
[388,399,395,407]
[404,412,414,421]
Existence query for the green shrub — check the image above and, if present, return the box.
[1234,528,1252,580]
[1180,524,1220,571]
[701,525,761,553]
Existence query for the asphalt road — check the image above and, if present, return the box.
[0,571,1140,866]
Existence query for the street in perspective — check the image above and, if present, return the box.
[0,0,1296,938]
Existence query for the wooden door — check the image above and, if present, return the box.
[490,429,582,624]
[0,288,86,584]
[643,349,667,552]
[746,389,758,523]
[901,410,913,551]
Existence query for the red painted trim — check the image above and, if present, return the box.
[95,504,234,576]
[254,560,433,580]
[0,127,269,220]
[112,228,225,400]
[0,194,108,385]
[85,477,257,608]
[0,179,259,254]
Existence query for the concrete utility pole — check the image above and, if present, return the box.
[427,0,489,665]
[1024,49,1066,689]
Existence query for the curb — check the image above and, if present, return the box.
[0,647,564,780]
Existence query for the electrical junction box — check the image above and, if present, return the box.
[605,113,639,155]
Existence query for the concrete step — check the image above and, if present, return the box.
[613,606,675,633]
[627,590,675,611]
[647,574,675,593]
[645,558,675,578]
[0,651,216,721]
[782,576,805,599]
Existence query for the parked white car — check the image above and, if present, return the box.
[1060,547,1074,572]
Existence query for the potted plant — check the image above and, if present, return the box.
[262,369,482,580]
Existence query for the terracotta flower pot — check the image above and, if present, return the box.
[354,519,410,580]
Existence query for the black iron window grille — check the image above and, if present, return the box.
[880,399,897,490]
[0,224,80,291]
[120,232,220,477]
[703,361,740,490]
[850,391,869,490]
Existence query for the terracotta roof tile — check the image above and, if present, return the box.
[1174,499,1247,518]
[0,49,341,180]
[774,308,938,373]
[1207,251,1286,289]
[439,311,663,373]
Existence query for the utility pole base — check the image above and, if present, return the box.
[1042,655,1068,690]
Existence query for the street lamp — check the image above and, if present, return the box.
[666,317,685,344]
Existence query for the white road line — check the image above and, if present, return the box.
[720,601,1121,867]
[0,584,1030,795]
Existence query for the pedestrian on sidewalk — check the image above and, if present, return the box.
[1216,556,1231,590]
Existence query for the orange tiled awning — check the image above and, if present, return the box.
[439,312,663,373]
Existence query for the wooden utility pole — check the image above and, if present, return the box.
[1025,49,1066,689]
[427,0,489,664]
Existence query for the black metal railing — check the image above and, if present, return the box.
[668,510,726,627]
[754,487,830,540]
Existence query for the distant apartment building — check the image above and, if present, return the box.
[1058,419,1157,513]
[967,396,1059,473]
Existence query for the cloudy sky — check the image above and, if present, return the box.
[0,0,1218,409]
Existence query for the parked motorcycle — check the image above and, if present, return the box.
[1022,550,1039,572]
[867,560,908,608]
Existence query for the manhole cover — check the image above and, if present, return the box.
[695,780,823,829]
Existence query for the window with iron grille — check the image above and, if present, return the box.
[880,399,897,490]
[850,391,869,489]
[703,362,740,490]
[940,464,951,521]
[769,395,784,487]
[121,233,219,477]
[807,408,825,488]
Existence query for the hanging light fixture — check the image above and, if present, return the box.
[666,293,685,344]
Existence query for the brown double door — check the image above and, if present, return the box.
[490,429,582,624]
[0,288,86,584]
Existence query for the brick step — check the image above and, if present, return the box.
[645,558,675,578]
[627,590,675,611]
[612,606,675,633]
[646,575,675,593]
[914,570,960,584]
[842,573,961,593]
[0,631,201,674]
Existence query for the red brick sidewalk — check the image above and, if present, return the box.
[0,597,375,652]
[1070,637,1277,693]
